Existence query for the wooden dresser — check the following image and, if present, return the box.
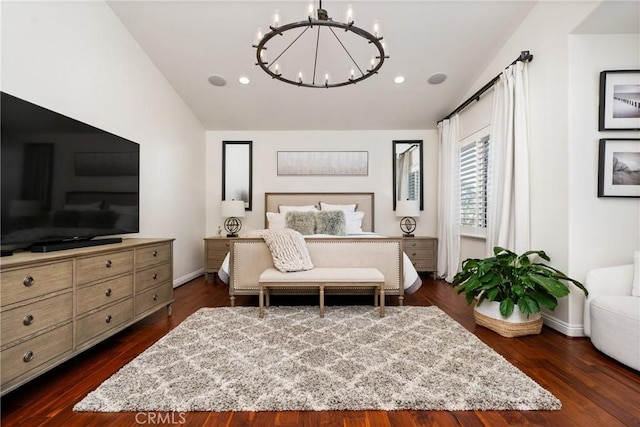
[402,236,438,276]
[0,238,174,396]
[203,237,230,282]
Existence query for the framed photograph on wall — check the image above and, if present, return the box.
[598,139,640,197]
[599,70,640,131]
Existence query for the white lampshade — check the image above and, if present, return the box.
[220,200,245,218]
[395,200,420,217]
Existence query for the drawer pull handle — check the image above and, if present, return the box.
[105,288,112,297]
[105,260,112,268]
[23,275,35,287]
[153,273,158,280]
[225,242,230,247]
[23,314,34,326]
[153,294,158,301]
[153,250,158,257]
[411,243,417,247]
[412,252,417,256]
[105,315,112,323]
[23,351,34,363]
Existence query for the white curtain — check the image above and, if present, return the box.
[486,61,531,256]
[396,151,409,201]
[437,115,461,282]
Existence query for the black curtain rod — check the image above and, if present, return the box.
[437,50,534,124]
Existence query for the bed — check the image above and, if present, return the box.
[217,192,422,305]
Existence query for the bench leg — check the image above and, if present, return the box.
[266,288,270,308]
[374,287,379,307]
[259,286,264,318]
[230,295,235,307]
[319,285,325,318]
[380,286,385,318]
[398,295,404,306]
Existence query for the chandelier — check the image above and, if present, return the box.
[253,1,388,88]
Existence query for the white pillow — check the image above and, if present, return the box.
[278,205,318,213]
[345,211,365,234]
[266,212,286,229]
[632,250,640,297]
[320,202,357,213]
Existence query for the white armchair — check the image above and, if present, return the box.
[583,264,639,371]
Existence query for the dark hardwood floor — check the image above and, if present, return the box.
[2,274,639,426]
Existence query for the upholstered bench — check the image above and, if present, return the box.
[258,267,385,318]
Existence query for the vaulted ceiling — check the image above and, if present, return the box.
[107,1,637,131]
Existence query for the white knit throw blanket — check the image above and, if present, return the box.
[245,229,313,272]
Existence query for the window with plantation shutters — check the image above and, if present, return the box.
[459,130,489,237]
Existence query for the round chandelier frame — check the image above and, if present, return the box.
[253,3,388,88]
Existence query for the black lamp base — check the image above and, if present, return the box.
[399,217,417,237]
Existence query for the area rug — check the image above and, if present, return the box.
[74,306,561,412]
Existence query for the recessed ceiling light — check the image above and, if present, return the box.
[207,75,227,87]
[428,73,447,85]
[238,76,250,85]
[394,76,405,84]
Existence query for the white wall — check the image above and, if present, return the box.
[1,1,206,285]
[568,34,640,328]
[206,130,438,238]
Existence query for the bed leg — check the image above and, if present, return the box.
[398,296,404,306]
[230,295,235,307]
[319,285,325,318]
[167,303,173,317]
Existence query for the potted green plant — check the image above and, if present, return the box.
[452,246,589,337]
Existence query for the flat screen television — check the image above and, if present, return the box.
[1,92,139,254]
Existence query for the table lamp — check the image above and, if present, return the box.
[220,200,245,237]
[395,200,420,237]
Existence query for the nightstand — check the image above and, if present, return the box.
[402,236,437,277]
[204,237,231,283]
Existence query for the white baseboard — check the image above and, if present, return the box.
[542,313,586,337]
[173,268,204,288]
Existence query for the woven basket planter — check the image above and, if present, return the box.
[473,301,543,338]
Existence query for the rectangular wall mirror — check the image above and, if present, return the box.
[393,140,423,210]
[222,141,252,211]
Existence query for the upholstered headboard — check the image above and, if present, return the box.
[264,192,375,232]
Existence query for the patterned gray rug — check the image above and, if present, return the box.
[74,306,561,412]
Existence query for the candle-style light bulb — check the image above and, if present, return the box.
[298,71,304,83]
[307,4,315,19]
[274,63,280,75]
[373,20,381,38]
[272,9,280,28]
[255,27,263,45]
[325,73,330,85]
[350,69,355,80]
[345,4,354,24]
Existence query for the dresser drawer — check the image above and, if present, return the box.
[403,239,436,250]
[76,251,134,285]
[135,282,173,316]
[207,239,230,252]
[76,298,134,345]
[136,243,171,269]
[1,292,73,345]
[1,323,72,386]
[1,261,73,307]
[136,263,171,292]
[405,248,436,260]
[410,259,437,272]
[77,274,134,315]
[206,250,228,266]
